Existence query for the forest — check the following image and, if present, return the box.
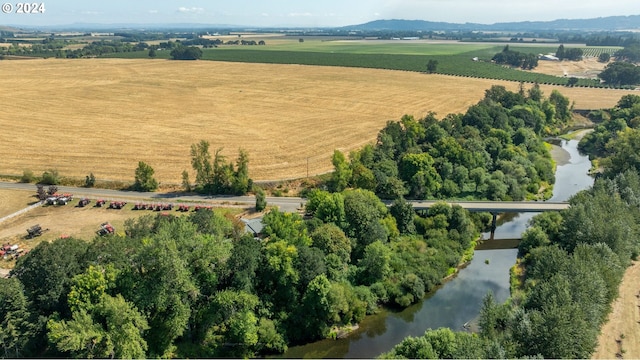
[0,85,582,358]
[382,95,640,359]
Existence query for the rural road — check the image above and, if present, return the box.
[0,182,305,213]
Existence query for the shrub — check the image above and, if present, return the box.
[20,169,36,183]
[40,169,60,185]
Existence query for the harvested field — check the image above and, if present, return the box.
[0,58,635,183]
[0,189,37,218]
[593,261,640,359]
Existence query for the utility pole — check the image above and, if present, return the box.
[306,157,309,178]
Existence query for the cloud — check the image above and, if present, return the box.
[177,7,204,14]
[261,13,269,17]
[81,11,100,15]
[148,10,158,14]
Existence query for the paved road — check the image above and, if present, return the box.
[0,182,568,214]
[0,182,304,213]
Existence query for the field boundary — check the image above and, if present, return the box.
[0,201,43,225]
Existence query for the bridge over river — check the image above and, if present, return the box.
[407,200,570,242]
[408,200,569,212]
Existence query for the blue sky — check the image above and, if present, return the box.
[3,0,638,27]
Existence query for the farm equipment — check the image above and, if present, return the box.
[77,198,91,207]
[133,203,146,210]
[97,222,115,236]
[1,244,25,260]
[108,201,126,209]
[193,205,213,211]
[95,199,106,207]
[45,193,74,205]
[177,204,190,212]
[26,224,48,239]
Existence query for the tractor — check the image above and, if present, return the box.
[96,222,115,236]
[77,198,90,207]
[26,224,46,239]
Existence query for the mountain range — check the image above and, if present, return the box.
[340,15,640,32]
[8,15,640,32]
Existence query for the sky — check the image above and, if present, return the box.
[3,0,639,28]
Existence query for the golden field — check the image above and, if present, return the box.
[0,58,635,183]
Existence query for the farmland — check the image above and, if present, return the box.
[0,58,635,184]
[107,39,623,87]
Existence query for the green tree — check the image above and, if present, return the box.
[519,226,550,257]
[255,187,267,212]
[119,240,196,357]
[330,150,351,192]
[148,48,157,58]
[389,197,416,235]
[598,52,611,63]
[262,209,312,247]
[232,149,252,195]
[181,170,191,192]
[357,241,391,286]
[170,46,202,60]
[311,223,351,264]
[0,278,33,358]
[190,140,213,189]
[598,61,640,86]
[12,237,88,316]
[426,59,438,73]
[84,172,96,188]
[133,161,158,192]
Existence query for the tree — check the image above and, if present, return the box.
[0,278,33,358]
[181,170,191,192]
[262,209,312,247]
[232,149,251,195]
[11,237,88,316]
[329,150,351,193]
[190,140,213,189]
[389,197,416,234]
[133,161,158,192]
[311,223,351,263]
[148,48,157,58]
[598,52,611,63]
[170,46,202,60]
[598,61,640,86]
[255,187,267,212]
[357,241,391,285]
[426,59,438,73]
[84,173,96,188]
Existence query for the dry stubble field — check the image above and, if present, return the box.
[0,58,635,183]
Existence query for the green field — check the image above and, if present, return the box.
[104,40,623,87]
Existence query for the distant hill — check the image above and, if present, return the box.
[340,15,640,32]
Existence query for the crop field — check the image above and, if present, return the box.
[0,58,635,184]
[108,39,623,87]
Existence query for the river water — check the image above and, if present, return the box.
[280,136,594,359]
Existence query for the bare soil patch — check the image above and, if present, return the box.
[531,57,607,79]
[0,59,634,183]
[593,261,640,359]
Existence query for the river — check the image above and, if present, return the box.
[280,135,594,359]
